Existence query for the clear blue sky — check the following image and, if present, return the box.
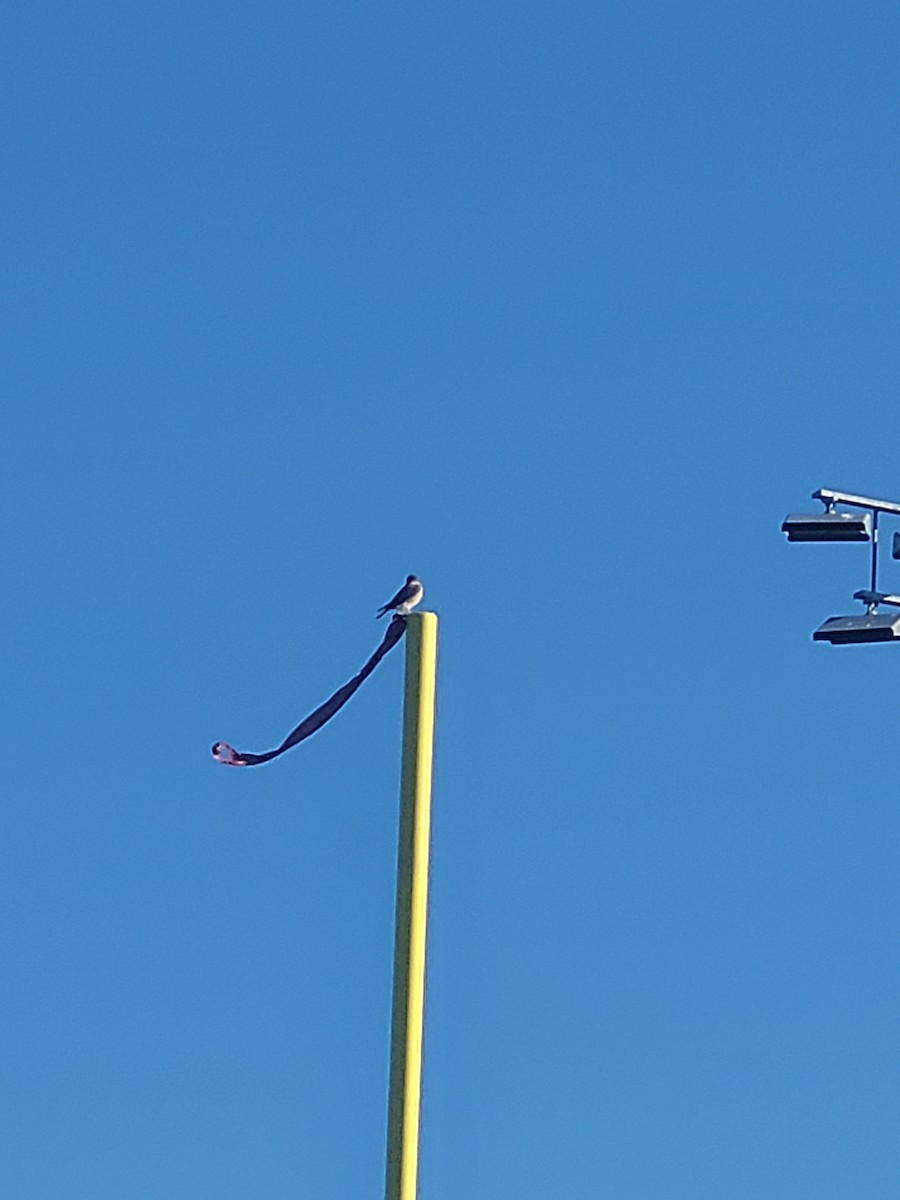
[5,3,900,1196]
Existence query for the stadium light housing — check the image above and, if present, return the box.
[813,611,900,644]
[783,487,900,644]
[781,511,871,542]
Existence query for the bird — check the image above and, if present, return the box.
[376,575,424,618]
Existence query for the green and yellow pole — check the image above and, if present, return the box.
[384,611,439,1200]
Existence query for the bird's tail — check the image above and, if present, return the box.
[375,606,389,619]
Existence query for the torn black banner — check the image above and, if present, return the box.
[212,614,407,767]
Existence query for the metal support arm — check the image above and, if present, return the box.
[813,488,900,517]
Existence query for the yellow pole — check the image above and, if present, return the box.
[384,611,438,1200]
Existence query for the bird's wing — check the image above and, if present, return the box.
[382,583,412,609]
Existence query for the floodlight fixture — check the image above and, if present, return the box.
[781,511,871,542]
[783,485,900,643]
[813,610,900,644]
[813,588,900,644]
